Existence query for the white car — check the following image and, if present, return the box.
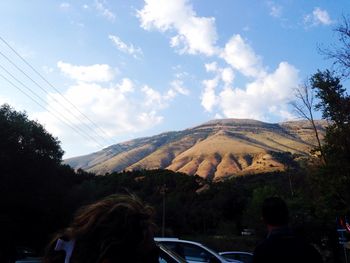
[219,251,253,263]
[159,243,187,263]
[15,258,42,263]
[14,244,185,263]
[155,238,243,263]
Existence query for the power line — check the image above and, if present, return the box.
[0,36,115,145]
[0,71,106,148]
[0,36,142,169]
[0,49,113,147]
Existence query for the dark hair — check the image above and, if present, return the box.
[262,197,289,226]
[44,194,156,263]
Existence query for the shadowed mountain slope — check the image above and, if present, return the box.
[65,119,326,180]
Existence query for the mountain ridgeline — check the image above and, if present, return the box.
[65,119,326,180]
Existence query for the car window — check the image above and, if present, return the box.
[159,254,177,263]
[158,244,185,263]
[222,253,252,263]
[179,243,220,263]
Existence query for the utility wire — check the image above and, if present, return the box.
[0,36,115,145]
[0,49,112,147]
[0,71,105,148]
[0,36,142,169]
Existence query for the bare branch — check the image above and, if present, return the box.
[319,15,350,78]
[290,83,326,164]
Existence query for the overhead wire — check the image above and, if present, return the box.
[0,36,114,143]
[0,71,106,148]
[0,36,143,169]
[0,49,113,147]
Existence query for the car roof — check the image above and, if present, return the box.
[155,238,239,263]
[158,243,187,263]
[155,237,205,247]
[219,251,253,255]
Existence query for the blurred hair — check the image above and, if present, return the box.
[44,194,155,263]
[262,197,289,226]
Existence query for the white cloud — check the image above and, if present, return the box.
[60,2,71,9]
[205,62,218,72]
[57,61,115,82]
[42,65,54,74]
[95,0,116,22]
[37,61,190,154]
[221,67,234,86]
[137,0,218,56]
[34,78,169,152]
[70,21,85,28]
[217,62,299,121]
[201,63,234,112]
[118,78,134,93]
[304,7,333,27]
[267,1,282,18]
[142,79,189,107]
[221,35,265,78]
[201,77,219,112]
[170,79,190,96]
[142,85,164,107]
[108,35,143,58]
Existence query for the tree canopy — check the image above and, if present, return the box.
[0,103,63,168]
[0,104,80,251]
[321,15,350,78]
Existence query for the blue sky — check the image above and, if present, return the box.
[0,0,349,158]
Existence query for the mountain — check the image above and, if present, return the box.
[65,119,327,180]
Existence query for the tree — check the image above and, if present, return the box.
[305,70,350,222]
[310,70,350,165]
[0,104,71,250]
[291,83,326,164]
[0,103,64,168]
[321,15,350,78]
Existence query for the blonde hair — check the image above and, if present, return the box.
[44,194,155,263]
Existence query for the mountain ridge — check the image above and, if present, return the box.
[65,119,327,180]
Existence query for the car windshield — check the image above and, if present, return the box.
[158,244,186,263]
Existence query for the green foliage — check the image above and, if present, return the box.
[0,104,87,251]
[0,104,63,166]
[308,71,350,214]
[311,70,348,124]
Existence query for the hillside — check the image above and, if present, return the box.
[65,119,326,180]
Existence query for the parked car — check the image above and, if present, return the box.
[14,244,184,263]
[159,243,187,263]
[219,251,253,263]
[240,229,255,236]
[15,258,42,263]
[15,246,41,263]
[155,237,243,263]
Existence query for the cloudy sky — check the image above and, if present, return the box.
[0,0,349,158]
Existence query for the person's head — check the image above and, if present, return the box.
[44,194,159,263]
[262,197,289,227]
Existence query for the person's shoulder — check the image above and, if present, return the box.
[252,238,274,261]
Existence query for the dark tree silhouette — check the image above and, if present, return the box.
[291,83,326,164]
[310,70,350,164]
[321,15,350,78]
[0,104,75,253]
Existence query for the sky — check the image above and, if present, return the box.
[0,0,349,158]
